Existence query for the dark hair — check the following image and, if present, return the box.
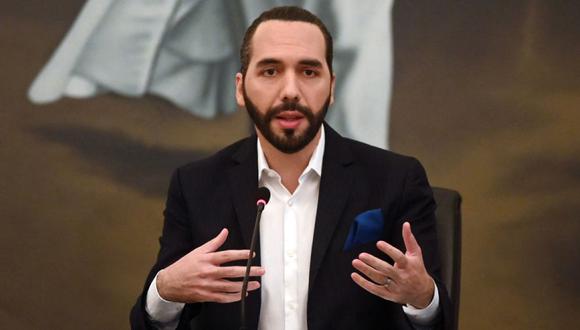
[239,6,333,76]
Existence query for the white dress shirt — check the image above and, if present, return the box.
[146,126,440,329]
[256,126,325,330]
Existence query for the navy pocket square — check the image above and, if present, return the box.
[343,208,384,251]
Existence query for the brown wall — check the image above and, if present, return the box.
[1,1,579,329]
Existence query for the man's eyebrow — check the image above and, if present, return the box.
[298,59,323,67]
[254,58,323,68]
[255,58,282,67]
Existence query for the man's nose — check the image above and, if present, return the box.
[281,72,300,102]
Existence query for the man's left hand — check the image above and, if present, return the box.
[351,221,435,308]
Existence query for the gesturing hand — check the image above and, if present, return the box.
[157,228,265,304]
[351,222,435,308]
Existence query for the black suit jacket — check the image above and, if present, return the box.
[130,124,452,330]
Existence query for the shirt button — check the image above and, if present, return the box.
[287,200,293,206]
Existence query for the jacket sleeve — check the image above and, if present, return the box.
[130,168,202,329]
[387,157,453,330]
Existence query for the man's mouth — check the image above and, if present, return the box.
[274,111,305,129]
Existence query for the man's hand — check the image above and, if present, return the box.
[351,222,435,308]
[156,228,265,304]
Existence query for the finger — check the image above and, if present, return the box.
[402,222,421,256]
[210,249,254,265]
[202,290,246,304]
[352,259,391,284]
[196,228,229,254]
[350,272,394,302]
[358,253,399,279]
[376,241,408,268]
[213,265,266,279]
[205,279,261,293]
[245,280,261,292]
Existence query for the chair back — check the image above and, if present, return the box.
[432,187,462,330]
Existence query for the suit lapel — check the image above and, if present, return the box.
[227,135,259,250]
[309,124,355,289]
[226,135,262,327]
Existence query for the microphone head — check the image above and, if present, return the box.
[256,187,271,206]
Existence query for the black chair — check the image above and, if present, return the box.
[432,187,462,330]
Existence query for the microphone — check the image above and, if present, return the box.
[256,187,270,212]
[240,187,270,330]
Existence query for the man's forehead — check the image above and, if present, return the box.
[250,20,326,63]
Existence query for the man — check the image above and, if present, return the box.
[131,6,451,330]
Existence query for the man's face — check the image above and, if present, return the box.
[235,20,335,154]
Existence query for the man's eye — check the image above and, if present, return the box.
[304,69,317,77]
[263,68,277,76]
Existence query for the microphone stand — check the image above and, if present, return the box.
[240,201,266,330]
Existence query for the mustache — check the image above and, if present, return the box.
[265,101,313,121]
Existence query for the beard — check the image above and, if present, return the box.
[243,87,330,154]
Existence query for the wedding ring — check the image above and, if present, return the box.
[383,277,392,288]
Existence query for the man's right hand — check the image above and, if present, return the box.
[156,228,265,304]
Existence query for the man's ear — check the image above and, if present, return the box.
[330,73,336,105]
[235,72,245,108]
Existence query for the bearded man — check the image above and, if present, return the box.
[131,6,451,330]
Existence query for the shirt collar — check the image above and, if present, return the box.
[257,125,325,180]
